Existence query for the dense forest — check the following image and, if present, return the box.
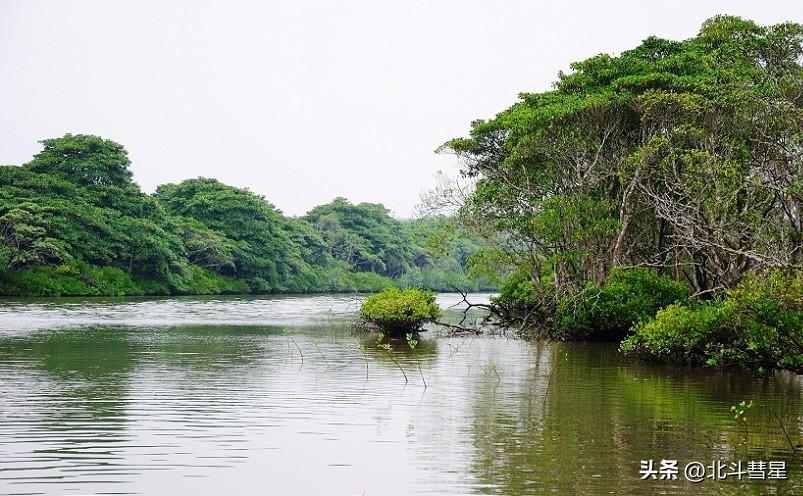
[436,16,802,370]
[0,134,494,296]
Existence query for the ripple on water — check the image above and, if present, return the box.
[0,294,800,495]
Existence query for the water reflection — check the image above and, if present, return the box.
[0,295,799,495]
[467,343,802,495]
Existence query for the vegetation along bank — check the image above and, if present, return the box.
[0,135,495,297]
[434,16,802,371]
[1,16,801,372]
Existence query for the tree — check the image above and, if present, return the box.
[0,202,70,270]
[155,178,308,291]
[305,197,415,277]
[1,137,492,296]
[439,16,803,304]
[27,134,133,188]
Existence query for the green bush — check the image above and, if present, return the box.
[341,271,396,292]
[80,265,139,295]
[360,287,442,334]
[0,265,92,296]
[619,301,734,363]
[727,269,803,370]
[492,269,542,311]
[621,270,803,371]
[307,264,396,293]
[556,268,689,341]
[398,264,481,292]
[172,265,250,295]
[0,263,255,297]
[0,263,142,296]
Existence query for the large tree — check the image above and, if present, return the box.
[440,16,803,298]
[305,197,415,277]
[155,178,308,291]
[1,137,184,281]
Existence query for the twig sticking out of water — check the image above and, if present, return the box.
[355,342,369,379]
[418,362,427,388]
[311,339,330,368]
[376,333,407,384]
[383,349,408,383]
[543,347,562,402]
[491,363,501,383]
[769,410,799,454]
[288,335,304,364]
[447,285,495,327]
[436,321,484,334]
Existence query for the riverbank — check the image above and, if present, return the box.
[497,268,802,373]
[0,263,498,298]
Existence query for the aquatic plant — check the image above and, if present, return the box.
[731,400,753,441]
[360,288,442,334]
[376,333,408,383]
[406,332,427,388]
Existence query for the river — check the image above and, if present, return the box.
[0,293,800,495]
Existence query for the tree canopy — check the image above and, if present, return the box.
[435,16,802,369]
[440,16,802,297]
[1,137,493,296]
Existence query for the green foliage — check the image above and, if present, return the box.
[155,178,305,292]
[314,265,396,293]
[305,197,414,277]
[398,216,498,291]
[0,202,71,270]
[618,300,734,363]
[1,142,185,286]
[405,332,418,350]
[0,262,252,297]
[727,270,803,369]
[621,270,803,371]
[27,134,133,188]
[492,269,544,311]
[731,400,753,421]
[360,288,442,334]
[172,217,237,273]
[443,17,803,349]
[556,268,689,341]
[0,136,492,297]
[0,263,136,297]
[171,265,251,295]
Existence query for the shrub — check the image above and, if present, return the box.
[172,265,251,295]
[621,269,802,371]
[80,265,139,295]
[619,301,735,363]
[341,271,396,292]
[0,265,92,296]
[556,268,689,341]
[0,263,140,296]
[360,288,442,334]
[726,269,803,370]
[492,269,542,311]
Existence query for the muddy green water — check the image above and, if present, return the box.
[0,294,800,495]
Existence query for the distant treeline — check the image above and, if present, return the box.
[0,134,495,296]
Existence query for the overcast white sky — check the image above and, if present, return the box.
[1,1,801,217]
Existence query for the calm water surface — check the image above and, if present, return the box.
[0,294,800,495]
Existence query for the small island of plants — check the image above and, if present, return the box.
[359,287,442,334]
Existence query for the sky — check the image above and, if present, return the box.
[1,1,801,217]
